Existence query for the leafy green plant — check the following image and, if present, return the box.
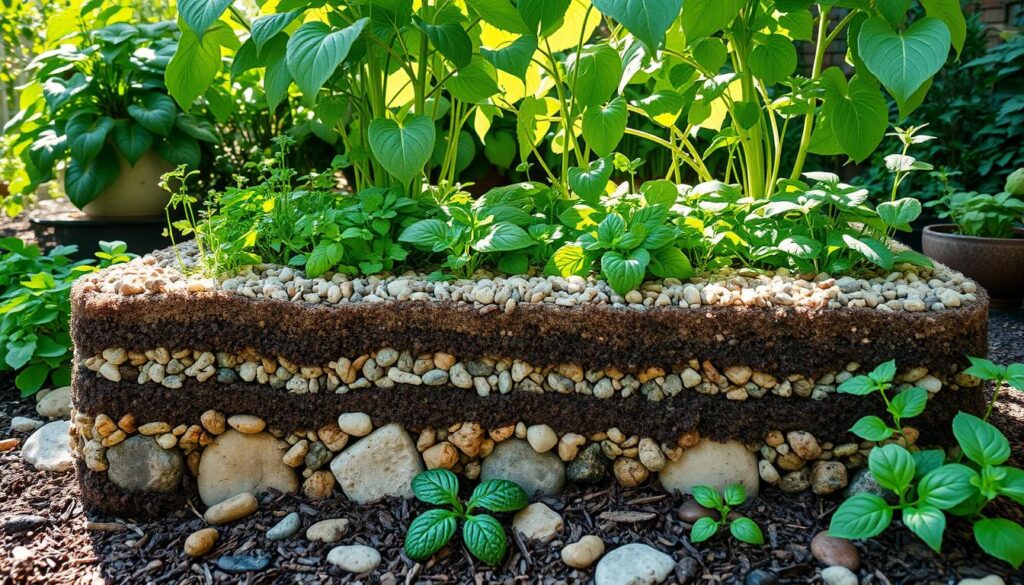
[0,238,132,395]
[830,358,1024,569]
[404,469,528,565]
[962,357,1024,422]
[926,169,1024,239]
[5,11,223,208]
[689,483,763,546]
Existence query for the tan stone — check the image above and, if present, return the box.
[489,425,515,442]
[677,429,700,448]
[138,422,171,436]
[227,415,265,434]
[613,458,649,487]
[318,423,349,451]
[197,430,298,506]
[303,470,336,500]
[561,535,605,569]
[306,519,349,543]
[203,492,257,525]
[283,440,309,467]
[423,442,459,469]
[184,528,218,557]
[449,422,485,457]
[200,410,226,435]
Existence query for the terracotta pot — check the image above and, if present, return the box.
[922,224,1024,308]
[81,150,174,219]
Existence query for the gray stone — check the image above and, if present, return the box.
[216,368,239,384]
[821,566,858,585]
[216,555,269,573]
[595,543,675,585]
[266,512,301,541]
[197,430,298,506]
[659,439,759,497]
[327,545,381,573]
[22,420,72,472]
[844,468,898,504]
[35,387,71,419]
[106,435,184,493]
[330,424,423,503]
[566,443,609,483]
[10,417,44,433]
[304,441,332,471]
[480,439,565,498]
[745,569,780,585]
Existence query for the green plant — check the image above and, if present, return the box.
[689,483,764,546]
[0,238,131,395]
[962,357,1024,421]
[5,12,223,208]
[403,469,528,565]
[830,358,1024,569]
[926,170,1024,239]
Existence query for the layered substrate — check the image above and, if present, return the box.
[70,246,988,516]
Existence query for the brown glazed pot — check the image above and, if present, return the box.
[922,224,1024,308]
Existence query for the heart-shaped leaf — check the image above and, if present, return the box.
[857,16,951,114]
[447,56,500,103]
[472,223,535,252]
[166,26,222,109]
[66,114,115,161]
[568,158,612,205]
[481,34,537,79]
[592,0,682,49]
[287,19,368,98]
[368,115,436,184]
[66,145,120,208]
[823,74,888,163]
[178,0,233,38]
[566,44,622,108]
[112,121,153,165]
[414,16,473,69]
[250,12,299,53]
[876,197,922,229]
[749,33,797,86]
[681,0,744,41]
[465,0,529,34]
[582,97,627,157]
[128,93,177,137]
[601,247,650,295]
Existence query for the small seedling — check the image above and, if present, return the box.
[689,484,764,545]
[962,357,1024,420]
[837,359,928,444]
[403,469,528,565]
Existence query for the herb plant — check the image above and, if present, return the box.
[962,357,1024,424]
[404,469,528,566]
[689,484,764,546]
[0,239,132,395]
[926,169,1024,239]
[830,359,1024,569]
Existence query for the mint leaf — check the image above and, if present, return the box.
[974,518,1024,569]
[601,248,649,295]
[411,469,460,507]
[953,412,1011,466]
[729,517,764,545]
[404,509,458,560]
[902,505,946,552]
[829,493,893,539]
[849,415,894,442]
[690,517,718,543]
[463,514,508,565]
[917,463,977,510]
[869,444,916,496]
[837,375,876,396]
[889,387,928,420]
[467,480,528,513]
[692,485,723,509]
[723,484,746,507]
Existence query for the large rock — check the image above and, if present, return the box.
[659,439,759,497]
[22,420,72,472]
[480,439,565,497]
[197,430,297,506]
[595,543,675,585]
[330,424,422,503]
[35,387,72,419]
[106,435,184,493]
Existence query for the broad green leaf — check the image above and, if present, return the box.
[912,450,946,479]
[902,505,946,552]
[250,12,299,52]
[112,121,153,165]
[42,73,87,111]
[602,248,650,295]
[15,362,51,395]
[305,242,343,277]
[952,412,1010,466]
[680,0,744,42]
[849,415,894,442]
[473,223,535,252]
[878,0,912,27]
[837,374,875,396]
[447,56,500,103]
[566,44,622,108]
[889,387,928,420]
[5,340,37,370]
[829,493,893,539]
[65,145,120,208]
[582,97,627,157]
[262,34,292,110]
[518,0,571,36]
[127,93,177,136]
[465,0,529,34]
[175,114,219,143]
[368,115,436,184]
[596,213,626,244]
[399,219,451,251]
[468,479,528,512]
[998,467,1024,504]
[869,444,916,496]
[484,131,517,169]
[286,19,368,98]
[640,180,678,207]
[918,463,977,509]
[414,16,473,69]
[692,486,722,509]
[649,247,693,280]
[877,198,922,230]
[973,518,1024,569]
[749,33,797,86]
[723,483,745,506]
[404,509,458,560]
[690,517,718,543]
[156,129,201,167]
[921,0,966,57]
[778,235,821,260]
[592,0,682,49]
[964,357,1003,381]
[178,0,233,38]
[516,96,549,161]
[411,469,460,506]
[481,34,537,79]
[870,360,897,383]
[825,75,888,163]
[463,514,508,565]
[166,27,222,109]
[66,114,114,161]
[552,244,590,277]
[729,517,764,545]
[857,17,951,115]
[568,158,612,205]
[841,233,894,270]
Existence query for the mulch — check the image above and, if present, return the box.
[1,219,1023,584]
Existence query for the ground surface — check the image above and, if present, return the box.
[1,218,1022,584]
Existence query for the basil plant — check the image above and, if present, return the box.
[5,14,222,208]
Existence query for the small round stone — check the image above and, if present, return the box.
[337,413,373,436]
[204,492,258,525]
[526,424,557,453]
[811,531,860,571]
[512,503,564,542]
[266,512,301,541]
[227,415,266,434]
[561,535,605,569]
[184,528,218,557]
[745,569,780,585]
[306,519,350,543]
[215,555,269,574]
[327,544,381,573]
[821,566,858,585]
[678,499,716,523]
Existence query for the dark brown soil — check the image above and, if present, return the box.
[2,309,1022,584]
[71,282,989,377]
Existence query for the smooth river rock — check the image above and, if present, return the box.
[512,503,563,542]
[330,424,422,503]
[197,430,297,506]
[327,545,382,573]
[659,439,759,497]
[22,420,72,472]
[595,543,675,585]
[106,435,184,492]
[480,439,565,497]
[35,387,71,419]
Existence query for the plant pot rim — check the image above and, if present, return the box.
[923,223,1024,244]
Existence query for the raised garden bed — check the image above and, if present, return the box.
[69,246,988,517]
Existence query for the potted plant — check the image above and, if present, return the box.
[923,168,1024,307]
[5,19,220,218]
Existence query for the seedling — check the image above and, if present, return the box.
[689,483,763,546]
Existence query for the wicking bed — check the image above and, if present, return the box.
[69,246,988,516]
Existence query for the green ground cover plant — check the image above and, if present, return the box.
[404,469,528,565]
[926,169,1024,239]
[0,239,131,395]
[829,359,1024,569]
[689,483,764,546]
